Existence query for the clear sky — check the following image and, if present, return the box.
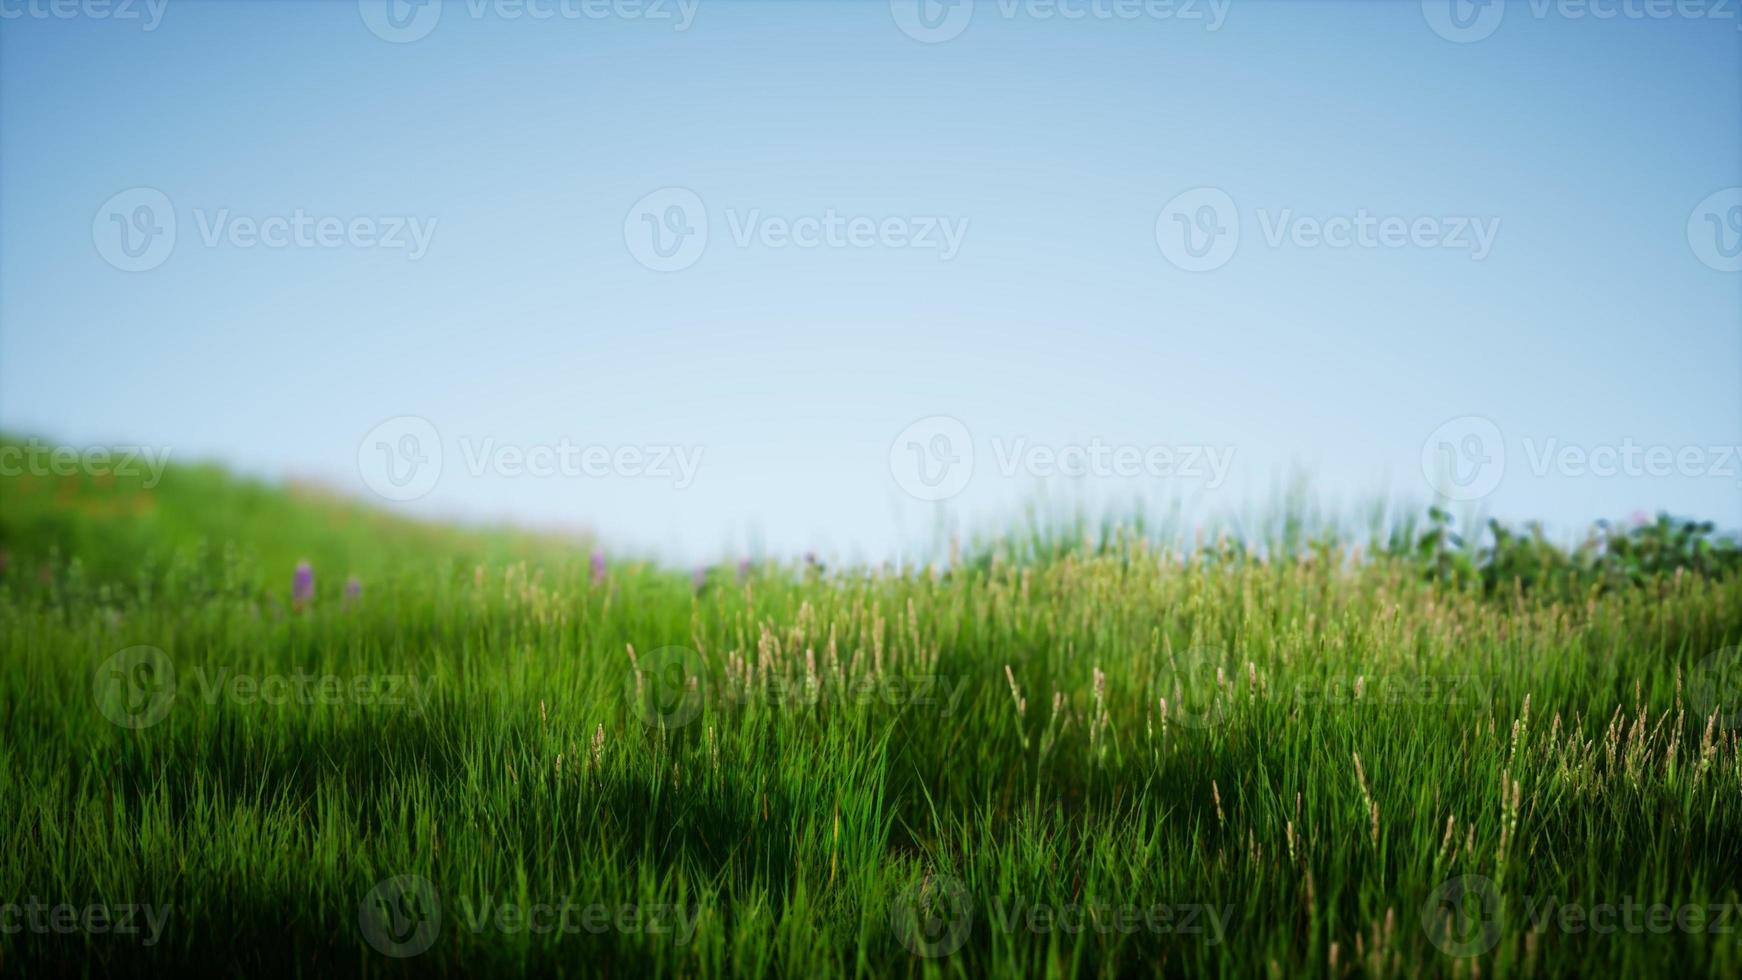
[2,0,1739,565]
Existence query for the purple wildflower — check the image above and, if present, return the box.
[344,575,362,606]
[693,566,708,591]
[293,560,314,607]
[590,550,606,585]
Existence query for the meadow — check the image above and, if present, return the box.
[2,438,1740,978]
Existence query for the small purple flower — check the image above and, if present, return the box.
[692,566,708,591]
[590,550,607,585]
[293,560,314,607]
[344,575,362,605]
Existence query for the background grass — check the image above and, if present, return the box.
[2,437,1740,978]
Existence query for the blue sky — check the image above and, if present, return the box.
[2,0,1739,564]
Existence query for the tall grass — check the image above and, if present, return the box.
[1,445,1739,977]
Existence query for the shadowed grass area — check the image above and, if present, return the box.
[2,439,1740,977]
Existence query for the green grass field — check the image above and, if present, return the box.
[3,438,1740,978]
